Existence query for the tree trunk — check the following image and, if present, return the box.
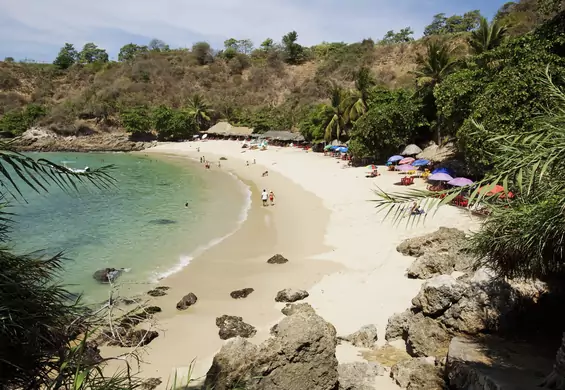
[542,331,565,389]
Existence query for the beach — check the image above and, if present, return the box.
[120,140,481,386]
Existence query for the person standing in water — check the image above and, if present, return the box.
[261,189,268,206]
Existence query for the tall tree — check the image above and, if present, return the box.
[186,93,213,131]
[148,38,169,52]
[118,43,148,62]
[192,42,213,65]
[323,83,349,142]
[282,31,305,65]
[469,16,508,54]
[345,67,375,122]
[380,27,414,44]
[53,43,78,69]
[424,13,448,36]
[78,43,109,64]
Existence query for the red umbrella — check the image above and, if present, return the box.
[399,157,415,165]
[479,185,514,199]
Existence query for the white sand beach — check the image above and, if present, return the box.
[132,140,481,387]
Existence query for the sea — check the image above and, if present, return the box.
[9,152,250,303]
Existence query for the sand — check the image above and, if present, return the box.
[110,140,481,387]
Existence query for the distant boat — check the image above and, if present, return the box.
[60,161,90,173]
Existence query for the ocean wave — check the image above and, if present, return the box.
[152,172,252,281]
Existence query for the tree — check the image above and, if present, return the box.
[118,43,148,62]
[0,104,47,135]
[260,38,274,51]
[469,16,508,54]
[322,83,350,142]
[120,106,153,135]
[424,13,448,36]
[4,57,14,63]
[186,93,213,131]
[282,31,305,65]
[152,105,195,140]
[53,43,78,69]
[148,38,169,52]
[78,43,109,64]
[461,10,483,31]
[344,67,375,122]
[299,104,332,141]
[192,42,213,65]
[380,28,414,44]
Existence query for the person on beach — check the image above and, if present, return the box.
[262,171,269,177]
[261,189,268,206]
[197,147,200,153]
[269,191,275,206]
[246,161,249,166]
[218,161,221,168]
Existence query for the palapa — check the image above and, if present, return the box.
[401,144,423,156]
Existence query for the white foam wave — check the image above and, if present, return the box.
[152,173,252,282]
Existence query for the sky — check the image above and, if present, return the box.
[0,0,509,62]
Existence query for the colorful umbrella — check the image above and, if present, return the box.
[366,164,377,170]
[324,145,332,150]
[399,157,415,165]
[388,155,404,162]
[448,177,474,187]
[412,159,430,167]
[396,164,415,171]
[479,185,515,198]
[428,172,453,181]
[432,167,453,175]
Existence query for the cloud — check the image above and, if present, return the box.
[0,0,506,62]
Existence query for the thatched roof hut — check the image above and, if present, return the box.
[205,122,253,137]
[401,144,423,156]
[416,142,455,162]
[261,130,304,142]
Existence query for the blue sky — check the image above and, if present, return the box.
[0,0,508,62]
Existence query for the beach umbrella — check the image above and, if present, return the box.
[366,164,377,170]
[447,177,474,187]
[479,185,515,198]
[396,164,415,172]
[388,155,404,162]
[432,167,453,175]
[340,147,349,153]
[412,159,430,167]
[399,157,415,165]
[324,145,332,151]
[428,172,453,181]
[401,144,423,156]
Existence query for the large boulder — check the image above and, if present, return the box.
[385,309,414,341]
[412,275,467,316]
[397,227,466,257]
[339,325,378,348]
[391,357,445,390]
[120,329,159,347]
[338,362,385,390]
[176,293,198,310]
[275,288,309,303]
[216,315,257,340]
[205,307,339,390]
[407,252,461,279]
[230,288,254,299]
[281,303,316,316]
[92,268,123,283]
[406,315,451,358]
[267,254,289,264]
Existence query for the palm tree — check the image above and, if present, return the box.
[469,16,508,55]
[344,67,375,122]
[414,40,458,89]
[373,67,565,389]
[187,93,213,131]
[323,83,350,142]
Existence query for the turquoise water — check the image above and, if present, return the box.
[9,152,249,303]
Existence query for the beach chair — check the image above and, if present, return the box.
[407,170,416,176]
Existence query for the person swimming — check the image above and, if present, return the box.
[185,202,188,208]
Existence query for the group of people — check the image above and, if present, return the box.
[261,189,276,206]
[200,156,222,169]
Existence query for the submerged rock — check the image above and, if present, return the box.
[275,288,309,303]
[148,218,177,225]
[230,288,254,299]
[339,324,379,348]
[216,315,257,340]
[176,293,198,310]
[92,268,123,283]
[267,254,289,264]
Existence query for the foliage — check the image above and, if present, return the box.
[380,28,414,44]
[79,43,109,64]
[4,57,14,63]
[298,104,332,141]
[349,88,427,161]
[120,106,153,135]
[148,39,169,52]
[222,38,254,60]
[0,104,47,135]
[192,41,214,65]
[152,105,195,140]
[186,93,213,131]
[282,31,306,65]
[424,10,483,36]
[53,43,78,69]
[469,16,508,54]
[118,43,148,62]
[413,40,459,89]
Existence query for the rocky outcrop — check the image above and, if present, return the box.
[339,325,379,348]
[92,268,123,283]
[275,288,309,303]
[391,357,445,390]
[411,275,465,316]
[406,315,451,358]
[205,307,338,390]
[385,309,414,341]
[281,303,315,316]
[398,227,474,279]
[338,362,385,390]
[216,315,257,340]
[230,288,254,299]
[267,254,289,264]
[176,293,198,310]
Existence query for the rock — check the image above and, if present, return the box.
[439,293,489,335]
[281,302,316,316]
[397,227,466,257]
[176,293,198,310]
[92,268,122,283]
[146,306,162,315]
[120,329,159,347]
[230,288,254,299]
[385,309,414,341]
[406,315,451,358]
[148,219,176,225]
[154,286,170,291]
[216,315,257,340]
[267,254,289,264]
[147,289,167,297]
[391,357,445,389]
[205,307,339,390]
[339,325,379,348]
[275,288,309,303]
[338,362,385,390]
[446,336,554,390]
[406,252,459,279]
[141,378,162,390]
[220,157,228,160]
[82,342,103,365]
[412,275,466,316]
